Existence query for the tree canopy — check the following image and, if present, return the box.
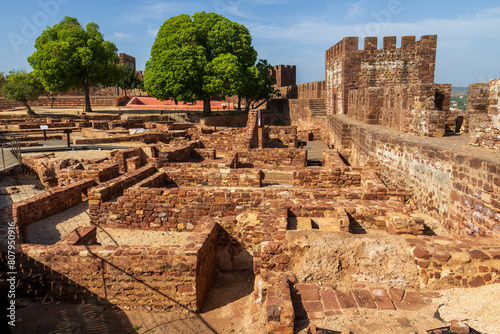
[0,70,44,114]
[117,65,144,97]
[144,12,258,116]
[239,59,277,111]
[28,16,120,112]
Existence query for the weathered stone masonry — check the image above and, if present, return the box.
[18,220,218,311]
[13,179,97,241]
[277,35,500,239]
[322,115,500,239]
[469,79,500,150]
[325,35,450,137]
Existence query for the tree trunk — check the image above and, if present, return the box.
[237,96,242,110]
[84,84,92,112]
[24,102,35,115]
[203,97,211,116]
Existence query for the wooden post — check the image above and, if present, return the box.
[63,129,73,147]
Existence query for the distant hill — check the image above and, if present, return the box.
[450,86,468,110]
[451,86,468,97]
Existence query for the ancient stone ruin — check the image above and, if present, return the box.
[1,35,499,333]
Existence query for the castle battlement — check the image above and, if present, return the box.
[326,35,437,58]
[325,35,439,117]
[272,65,296,71]
[270,64,297,87]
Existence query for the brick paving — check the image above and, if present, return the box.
[291,283,435,320]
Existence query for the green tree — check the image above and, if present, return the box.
[28,16,120,112]
[239,59,277,111]
[117,65,144,97]
[0,70,44,115]
[0,72,5,90]
[144,12,257,116]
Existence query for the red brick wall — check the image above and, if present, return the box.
[195,222,218,310]
[112,148,144,173]
[297,81,326,99]
[55,163,120,186]
[0,96,119,111]
[469,79,500,149]
[157,141,201,163]
[198,131,251,151]
[18,221,218,311]
[288,99,312,126]
[237,148,306,167]
[467,82,490,113]
[164,168,262,187]
[266,126,297,147]
[326,35,438,116]
[264,272,294,334]
[322,150,348,169]
[88,166,157,204]
[406,236,500,289]
[13,179,97,241]
[348,83,450,136]
[292,168,361,188]
[328,115,500,238]
[73,133,174,146]
[348,87,384,124]
[270,65,296,87]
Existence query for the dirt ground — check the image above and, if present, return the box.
[6,279,500,334]
[7,270,256,334]
[25,202,189,246]
[287,229,422,289]
[1,170,499,334]
[2,113,500,333]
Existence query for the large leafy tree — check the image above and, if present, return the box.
[28,16,120,112]
[117,65,144,97]
[0,70,44,114]
[239,59,277,111]
[144,12,257,116]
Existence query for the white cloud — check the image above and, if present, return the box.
[250,5,500,46]
[111,32,131,39]
[214,0,288,19]
[147,25,160,37]
[225,5,256,20]
[473,6,500,19]
[346,2,362,19]
[249,6,500,85]
[252,0,288,4]
[124,1,178,23]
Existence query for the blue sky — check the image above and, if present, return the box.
[1,0,500,87]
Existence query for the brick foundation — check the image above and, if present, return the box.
[13,179,97,241]
[17,220,218,312]
[326,115,500,238]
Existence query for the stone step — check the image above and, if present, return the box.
[291,283,435,320]
[262,170,294,183]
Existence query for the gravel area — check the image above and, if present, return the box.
[25,201,189,246]
[0,174,45,210]
[433,284,500,333]
[23,149,111,160]
[26,202,91,245]
[96,227,189,246]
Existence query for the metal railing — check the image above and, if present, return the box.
[0,136,22,173]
